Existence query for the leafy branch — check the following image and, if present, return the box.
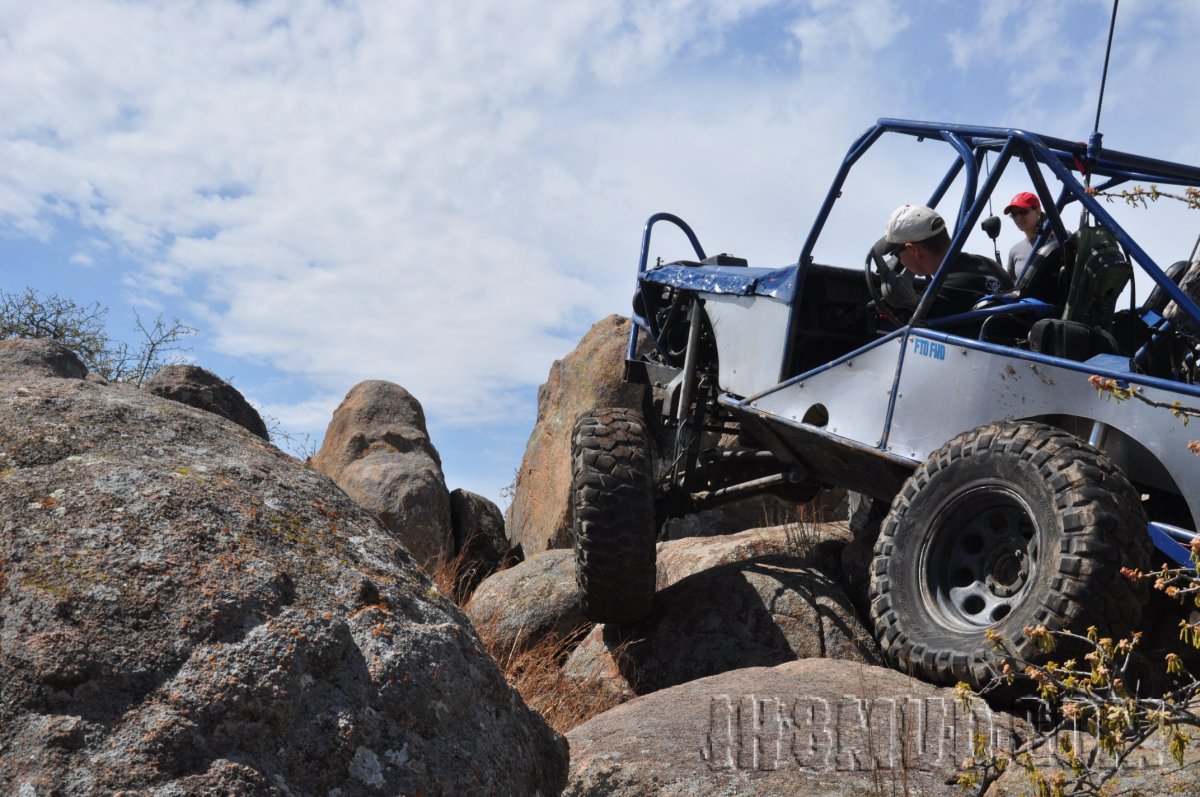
[1090,184,1200,210]
[956,541,1200,796]
[1089,374,1200,454]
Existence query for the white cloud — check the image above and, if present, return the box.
[1,1,822,425]
[789,0,909,61]
[252,390,349,440]
[3,0,1200,504]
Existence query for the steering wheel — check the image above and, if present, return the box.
[864,245,913,326]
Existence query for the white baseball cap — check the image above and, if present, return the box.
[872,204,947,256]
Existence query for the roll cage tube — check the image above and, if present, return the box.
[1018,142,1073,246]
[909,133,1020,324]
[627,213,708,361]
[783,119,1200,379]
[784,125,888,365]
[939,131,981,230]
[1035,140,1200,320]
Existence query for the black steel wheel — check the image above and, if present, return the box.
[570,407,658,624]
[870,421,1151,686]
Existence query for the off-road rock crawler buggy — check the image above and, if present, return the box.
[571,119,1200,687]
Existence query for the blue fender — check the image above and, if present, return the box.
[641,264,797,302]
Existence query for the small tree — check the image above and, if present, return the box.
[0,287,196,386]
[956,609,1200,795]
[954,375,1200,795]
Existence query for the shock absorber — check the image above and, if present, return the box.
[667,299,705,490]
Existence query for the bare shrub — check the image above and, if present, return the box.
[0,287,195,385]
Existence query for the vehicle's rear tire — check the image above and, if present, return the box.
[869,421,1150,687]
[571,408,658,625]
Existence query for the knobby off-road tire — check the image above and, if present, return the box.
[869,421,1151,687]
[841,491,891,619]
[570,408,658,625]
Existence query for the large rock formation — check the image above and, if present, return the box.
[507,315,647,555]
[143,363,270,440]
[0,344,566,795]
[0,338,87,380]
[465,550,589,655]
[464,522,874,719]
[566,659,1030,796]
[311,380,453,567]
[562,558,880,698]
[449,488,509,600]
[655,522,851,590]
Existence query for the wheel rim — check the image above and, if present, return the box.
[920,484,1039,631]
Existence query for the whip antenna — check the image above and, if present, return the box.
[1082,0,1120,225]
[1093,0,1120,138]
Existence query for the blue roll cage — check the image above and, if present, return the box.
[629,118,1200,382]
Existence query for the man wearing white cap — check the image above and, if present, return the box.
[872,204,1012,317]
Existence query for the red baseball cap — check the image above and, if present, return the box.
[1004,192,1040,214]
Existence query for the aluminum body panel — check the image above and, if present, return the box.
[703,293,792,398]
[737,329,1199,529]
[888,331,1200,528]
[890,333,1181,456]
[746,335,904,448]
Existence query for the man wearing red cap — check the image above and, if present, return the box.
[1004,191,1044,281]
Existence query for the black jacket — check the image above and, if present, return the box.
[928,252,1012,316]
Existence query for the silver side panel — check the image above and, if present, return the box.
[890,335,1197,491]
[747,335,904,448]
[744,331,1200,529]
[703,293,791,398]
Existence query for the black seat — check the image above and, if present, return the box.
[1142,259,1192,316]
[1111,260,1189,361]
[1062,226,1132,331]
[1125,259,1200,378]
[1160,259,1200,333]
[1007,226,1131,329]
[1012,237,1066,304]
[982,227,1132,361]
[1028,318,1118,361]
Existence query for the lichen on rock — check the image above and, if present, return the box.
[0,369,566,795]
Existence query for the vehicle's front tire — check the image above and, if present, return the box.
[570,407,658,624]
[869,422,1150,687]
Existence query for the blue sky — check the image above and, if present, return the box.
[3,0,1200,508]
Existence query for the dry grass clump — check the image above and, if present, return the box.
[425,531,509,605]
[426,543,475,604]
[427,548,623,734]
[748,488,851,560]
[477,625,625,734]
